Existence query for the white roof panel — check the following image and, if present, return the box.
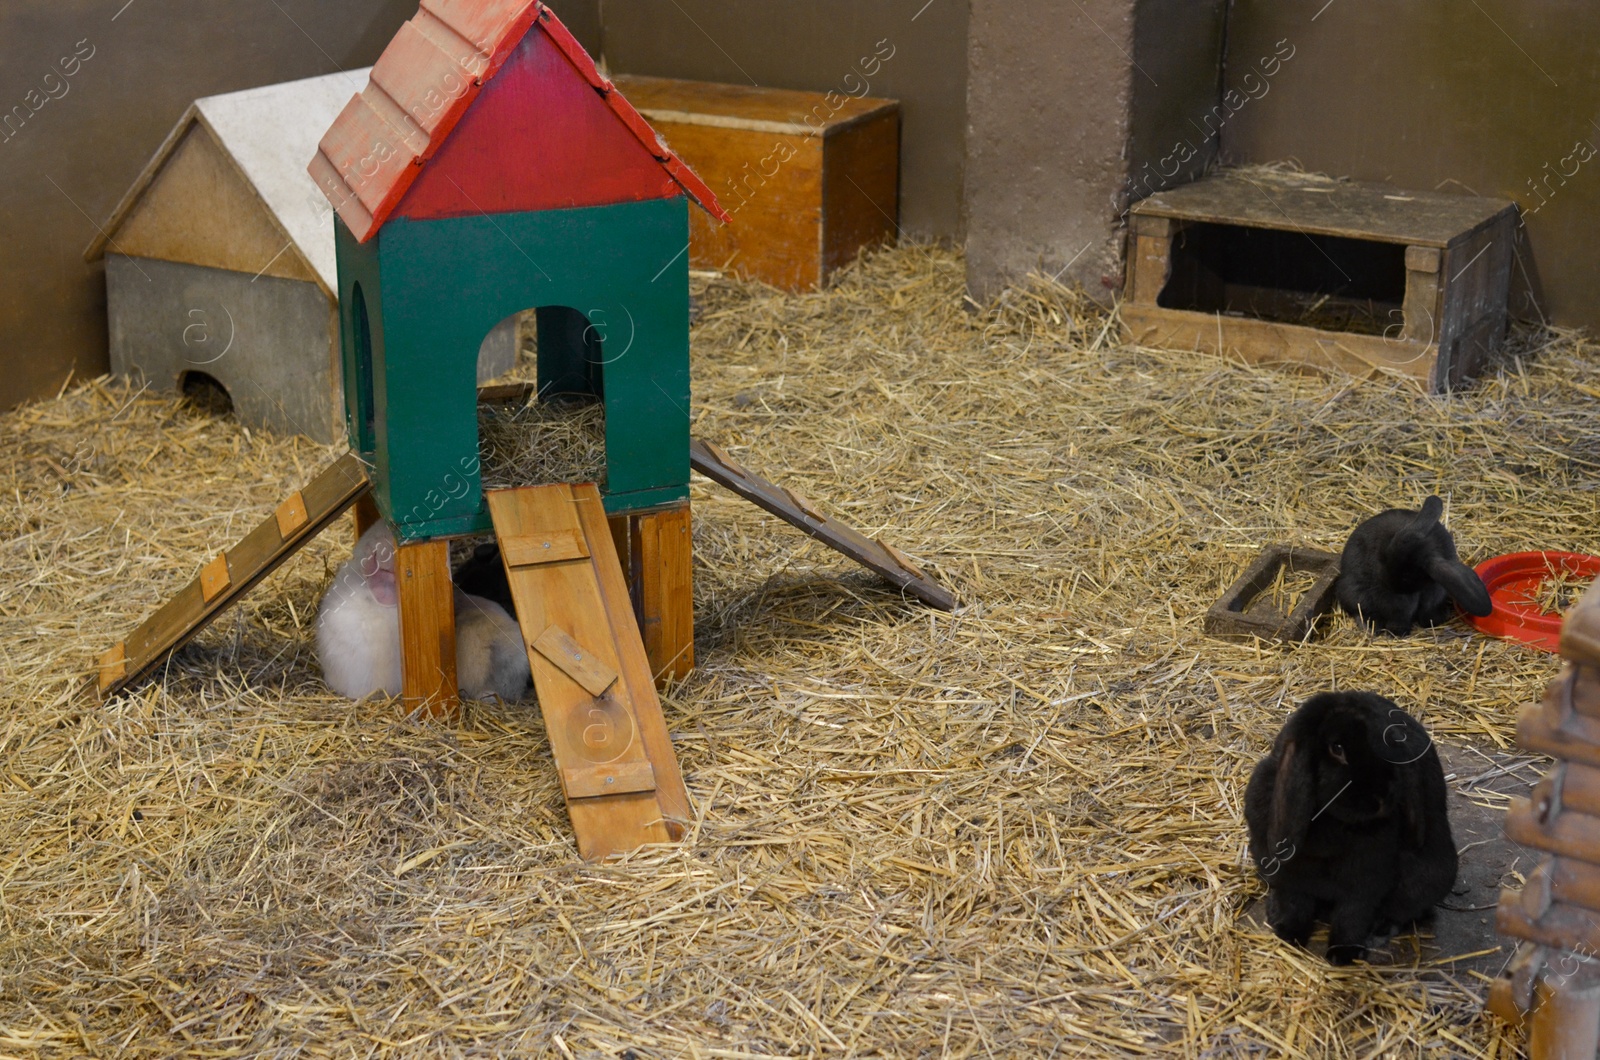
[195,68,371,291]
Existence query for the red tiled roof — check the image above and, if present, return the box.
[308,0,727,242]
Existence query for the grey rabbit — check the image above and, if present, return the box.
[1335,495,1492,635]
[1244,691,1458,965]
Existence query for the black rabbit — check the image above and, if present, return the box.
[1243,692,1458,965]
[452,542,517,619]
[1335,495,1492,635]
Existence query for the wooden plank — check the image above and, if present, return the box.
[1120,302,1437,384]
[783,486,827,524]
[487,483,681,859]
[476,381,535,405]
[1130,169,1516,248]
[689,437,957,611]
[613,74,898,136]
[632,503,695,683]
[95,451,371,701]
[396,538,458,718]
[275,491,309,537]
[199,553,231,602]
[501,528,590,566]
[1126,233,1173,307]
[1402,244,1443,346]
[573,485,693,839]
[97,642,127,695]
[531,625,618,696]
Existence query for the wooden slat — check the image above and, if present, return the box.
[573,485,693,838]
[199,553,231,602]
[689,437,957,611]
[1121,303,1437,383]
[783,486,827,524]
[476,381,536,405]
[613,74,898,136]
[562,759,658,801]
[531,625,618,696]
[487,483,683,859]
[608,502,696,686]
[96,642,127,694]
[502,529,590,566]
[275,491,309,537]
[1131,170,1514,248]
[396,539,458,719]
[93,451,372,701]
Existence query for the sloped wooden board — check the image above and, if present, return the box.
[688,437,957,611]
[92,451,371,700]
[486,482,691,860]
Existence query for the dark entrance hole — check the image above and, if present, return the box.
[178,370,233,417]
[1158,222,1407,336]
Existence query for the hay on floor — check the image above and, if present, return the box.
[4,242,1597,1056]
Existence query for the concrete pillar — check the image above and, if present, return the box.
[964,0,1226,302]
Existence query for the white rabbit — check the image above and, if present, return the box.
[315,521,403,699]
[454,589,530,702]
[315,521,530,702]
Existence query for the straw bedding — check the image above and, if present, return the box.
[3,243,1596,1057]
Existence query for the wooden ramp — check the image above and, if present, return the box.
[486,482,691,860]
[689,437,957,611]
[94,452,371,700]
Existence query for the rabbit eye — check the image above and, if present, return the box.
[1327,741,1347,764]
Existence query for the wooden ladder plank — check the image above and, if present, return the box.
[689,436,957,611]
[487,482,689,859]
[93,451,372,701]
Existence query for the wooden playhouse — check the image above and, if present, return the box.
[85,70,517,444]
[91,0,953,861]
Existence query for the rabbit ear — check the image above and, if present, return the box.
[1428,556,1493,616]
[1390,750,1432,848]
[1269,737,1317,851]
[1413,496,1445,526]
[369,568,398,606]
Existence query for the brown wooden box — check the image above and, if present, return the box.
[1122,170,1517,393]
[613,75,899,291]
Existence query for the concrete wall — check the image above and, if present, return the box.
[963,0,1226,301]
[599,0,969,242]
[1223,0,1600,330]
[0,0,423,412]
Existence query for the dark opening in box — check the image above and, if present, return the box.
[1157,223,1407,336]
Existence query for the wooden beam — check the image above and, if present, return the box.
[607,501,695,685]
[396,538,459,719]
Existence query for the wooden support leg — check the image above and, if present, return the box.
[395,538,459,719]
[607,501,694,686]
[1529,973,1600,1059]
[352,493,381,543]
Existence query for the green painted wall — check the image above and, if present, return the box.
[336,196,692,540]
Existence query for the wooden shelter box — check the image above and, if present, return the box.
[1122,170,1516,392]
[612,75,899,291]
[85,72,515,444]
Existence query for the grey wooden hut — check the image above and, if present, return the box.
[86,70,515,443]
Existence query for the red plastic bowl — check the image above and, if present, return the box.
[1468,551,1600,652]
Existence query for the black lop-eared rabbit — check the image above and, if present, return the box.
[1335,495,1493,635]
[1244,692,1458,964]
[453,542,517,618]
